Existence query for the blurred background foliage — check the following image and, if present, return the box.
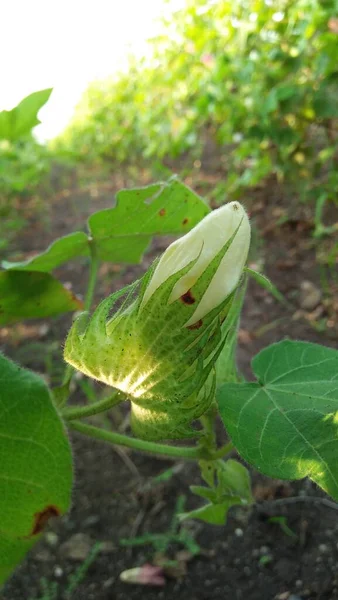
[1,0,338,237]
[51,0,338,215]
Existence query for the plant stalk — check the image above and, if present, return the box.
[62,392,123,421]
[69,420,217,461]
[58,240,100,407]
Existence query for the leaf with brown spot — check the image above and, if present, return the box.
[31,506,60,536]
[88,177,210,264]
[0,354,73,584]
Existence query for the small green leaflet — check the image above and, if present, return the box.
[0,271,83,324]
[0,354,73,584]
[218,340,338,501]
[179,459,253,525]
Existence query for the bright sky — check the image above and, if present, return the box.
[1,0,182,141]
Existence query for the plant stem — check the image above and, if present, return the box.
[68,420,213,461]
[61,392,124,421]
[84,239,99,312]
[61,364,74,388]
[58,240,100,406]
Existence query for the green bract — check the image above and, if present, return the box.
[64,203,250,440]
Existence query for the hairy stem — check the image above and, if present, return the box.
[61,391,124,421]
[84,239,99,312]
[58,241,100,407]
[68,420,215,461]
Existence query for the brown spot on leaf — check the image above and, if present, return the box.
[159,208,166,216]
[31,505,60,536]
[187,319,203,330]
[180,290,195,305]
[182,218,189,225]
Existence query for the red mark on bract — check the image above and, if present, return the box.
[159,208,166,216]
[180,290,195,304]
[187,319,203,330]
[31,506,60,536]
[182,218,189,225]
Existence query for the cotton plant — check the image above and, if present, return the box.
[2,179,338,586]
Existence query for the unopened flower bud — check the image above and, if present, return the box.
[141,202,250,327]
[64,202,250,440]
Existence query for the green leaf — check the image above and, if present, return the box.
[2,232,89,272]
[218,340,338,501]
[0,354,73,584]
[88,177,210,263]
[0,89,52,141]
[0,271,83,324]
[190,485,218,502]
[216,459,253,504]
[179,501,235,525]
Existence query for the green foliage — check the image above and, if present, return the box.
[268,516,297,539]
[2,177,338,587]
[180,459,253,524]
[1,178,207,327]
[2,232,90,272]
[28,543,102,600]
[0,354,73,584]
[0,271,83,325]
[55,0,338,208]
[218,340,338,500]
[3,178,209,270]
[121,496,200,557]
[0,90,53,244]
[0,89,52,142]
[88,178,209,263]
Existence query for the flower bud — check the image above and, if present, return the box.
[141,202,250,327]
[64,202,250,441]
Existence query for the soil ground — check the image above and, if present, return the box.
[1,164,338,600]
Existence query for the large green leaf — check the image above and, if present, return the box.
[0,271,82,324]
[2,179,208,271]
[88,178,210,263]
[0,89,52,141]
[0,354,73,584]
[218,341,338,500]
[2,232,89,272]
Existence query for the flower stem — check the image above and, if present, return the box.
[68,420,213,461]
[61,391,124,421]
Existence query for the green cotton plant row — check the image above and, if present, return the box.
[1,178,338,586]
[54,0,338,224]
